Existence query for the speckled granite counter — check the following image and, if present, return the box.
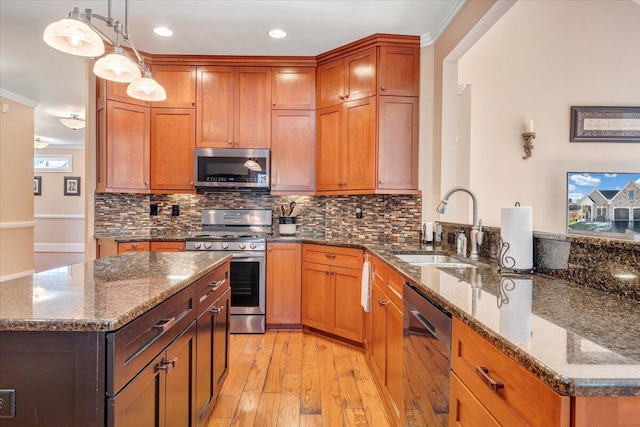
[0,252,231,332]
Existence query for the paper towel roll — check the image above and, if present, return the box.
[499,277,532,344]
[500,206,533,270]
[425,222,434,242]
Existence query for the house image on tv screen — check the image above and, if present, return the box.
[568,173,640,235]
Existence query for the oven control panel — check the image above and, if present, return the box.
[186,241,266,251]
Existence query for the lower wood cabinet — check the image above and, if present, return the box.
[96,240,186,258]
[301,244,363,343]
[266,242,302,326]
[450,318,570,427]
[150,241,186,252]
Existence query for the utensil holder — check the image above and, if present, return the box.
[278,216,296,235]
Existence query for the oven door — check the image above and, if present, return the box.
[228,252,265,315]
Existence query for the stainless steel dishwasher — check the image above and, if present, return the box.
[403,282,452,427]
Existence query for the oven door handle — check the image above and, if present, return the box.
[229,253,265,261]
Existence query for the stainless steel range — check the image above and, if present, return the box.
[186,209,271,333]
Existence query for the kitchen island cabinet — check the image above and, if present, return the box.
[0,252,231,427]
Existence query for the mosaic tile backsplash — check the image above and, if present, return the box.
[94,193,423,243]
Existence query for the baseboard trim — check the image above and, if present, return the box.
[0,269,35,282]
[34,243,85,253]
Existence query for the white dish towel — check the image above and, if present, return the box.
[361,259,371,312]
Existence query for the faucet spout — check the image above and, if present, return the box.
[437,186,483,260]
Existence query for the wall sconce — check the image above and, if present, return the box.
[522,119,536,159]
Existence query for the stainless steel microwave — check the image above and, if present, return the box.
[194,148,270,191]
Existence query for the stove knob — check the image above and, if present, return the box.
[193,242,201,249]
[221,242,229,250]
[250,243,257,249]
[204,242,212,249]
[239,243,247,249]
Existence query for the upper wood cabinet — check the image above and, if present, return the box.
[316,47,377,109]
[150,108,196,192]
[271,110,315,194]
[197,66,272,148]
[272,67,316,110]
[97,100,151,193]
[378,46,420,97]
[151,65,197,108]
[101,80,150,107]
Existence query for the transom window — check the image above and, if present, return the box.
[34,155,73,172]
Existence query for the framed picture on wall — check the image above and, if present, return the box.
[64,176,81,196]
[570,106,640,142]
[34,176,42,196]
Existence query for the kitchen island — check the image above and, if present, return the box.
[0,251,231,427]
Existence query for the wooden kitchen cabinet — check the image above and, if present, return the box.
[271,110,315,194]
[96,240,185,258]
[450,318,570,427]
[317,47,377,109]
[378,46,420,97]
[97,100,151,193]
[117,241,151,253]
[197,66,272,148]
[100,79,149,107]
[272,67,316,110]
[151,65,197,108]
[266,242,302,326]
[150,241,186,252]
[302,244,363,343]
[316,96,376,193]
[150,108,196,192]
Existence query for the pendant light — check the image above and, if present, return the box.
[43,0,166,101]
[127,70,167,101]
[60,114,86,130]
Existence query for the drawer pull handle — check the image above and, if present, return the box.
[152,317,176,332]
[324,253,336,259]
[378,300,389,306]
[209,279,226,290]
[476,365,504,393]
[210,306,223,314]
[157,357,178,373]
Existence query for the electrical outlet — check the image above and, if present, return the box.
[0,389,16,418]
[172,205,180,216]
[447,233,456,245]
[150,204,158,216]
[355,207,363,219]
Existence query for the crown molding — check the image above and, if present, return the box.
[0,89,38,108]
[421,0,466,47]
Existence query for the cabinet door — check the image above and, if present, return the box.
[196,304,215,424]
[197,66,234,148]
[106,100,151,192]
[344,96,376,191]
[108,351,165,427]
[150,108,196,191]
[150,241,186,252]
[272,67,316,110]
[165,322,196,427]
[118,241,150,253]
[377,96,418,190]
[152,65,197,108]
[267,243,302,325]
[331,265,363,343]
[316,59,345,109]
[302,261,332,331]
[370,282,387,381]
[234,67,272,148]
[386,300,403,417]
[271,110,315,194]
[212,288,231,399]
[345,47,377,102]
[378,46,420,97]
[316,105,343,191]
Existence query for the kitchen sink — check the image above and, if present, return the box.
[394,254,475,268]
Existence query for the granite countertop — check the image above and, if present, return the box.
[0,252,231,332]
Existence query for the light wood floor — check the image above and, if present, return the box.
[208,331,391,427]
[33,252,85,273]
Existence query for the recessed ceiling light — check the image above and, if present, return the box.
[153,27,173,37]
[268,29,287,39]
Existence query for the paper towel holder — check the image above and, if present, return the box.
[498,202,536,274]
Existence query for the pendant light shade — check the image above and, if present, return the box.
[60,114,86,130]
[94,48,141,83]
[43,16,105,57]
[127,71,167,101]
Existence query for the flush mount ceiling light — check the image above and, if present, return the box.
[43,0,166,102]
[34,138,49,149]
[153,27,173,37]
[268,29,287,39]
[60,114,86,130]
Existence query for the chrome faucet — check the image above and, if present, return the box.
[436,186,484,260]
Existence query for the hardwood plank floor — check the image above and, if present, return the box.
[209,331,391,427]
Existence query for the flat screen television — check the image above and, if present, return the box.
[567,172,640,239]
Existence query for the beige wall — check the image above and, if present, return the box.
[34,147,85,252]
[0,96,35,280]
[455,0,640,233]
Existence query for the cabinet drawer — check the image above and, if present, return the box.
[369,255,403,308]
[107,285,197,396]
[150,241,186,252]
[196,263,230,316]
[450,372,500,427]
[118,241,150,253]
[451,318,570,427]
[303,244,363,269]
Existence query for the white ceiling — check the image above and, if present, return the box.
[0,0,465,149]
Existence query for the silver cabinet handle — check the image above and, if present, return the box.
[157,357,178,373]
[209,279,226,290]
[476,366,504,393]
[210,306,223,314]
[152,317,176,332]
[378,300,389,306]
